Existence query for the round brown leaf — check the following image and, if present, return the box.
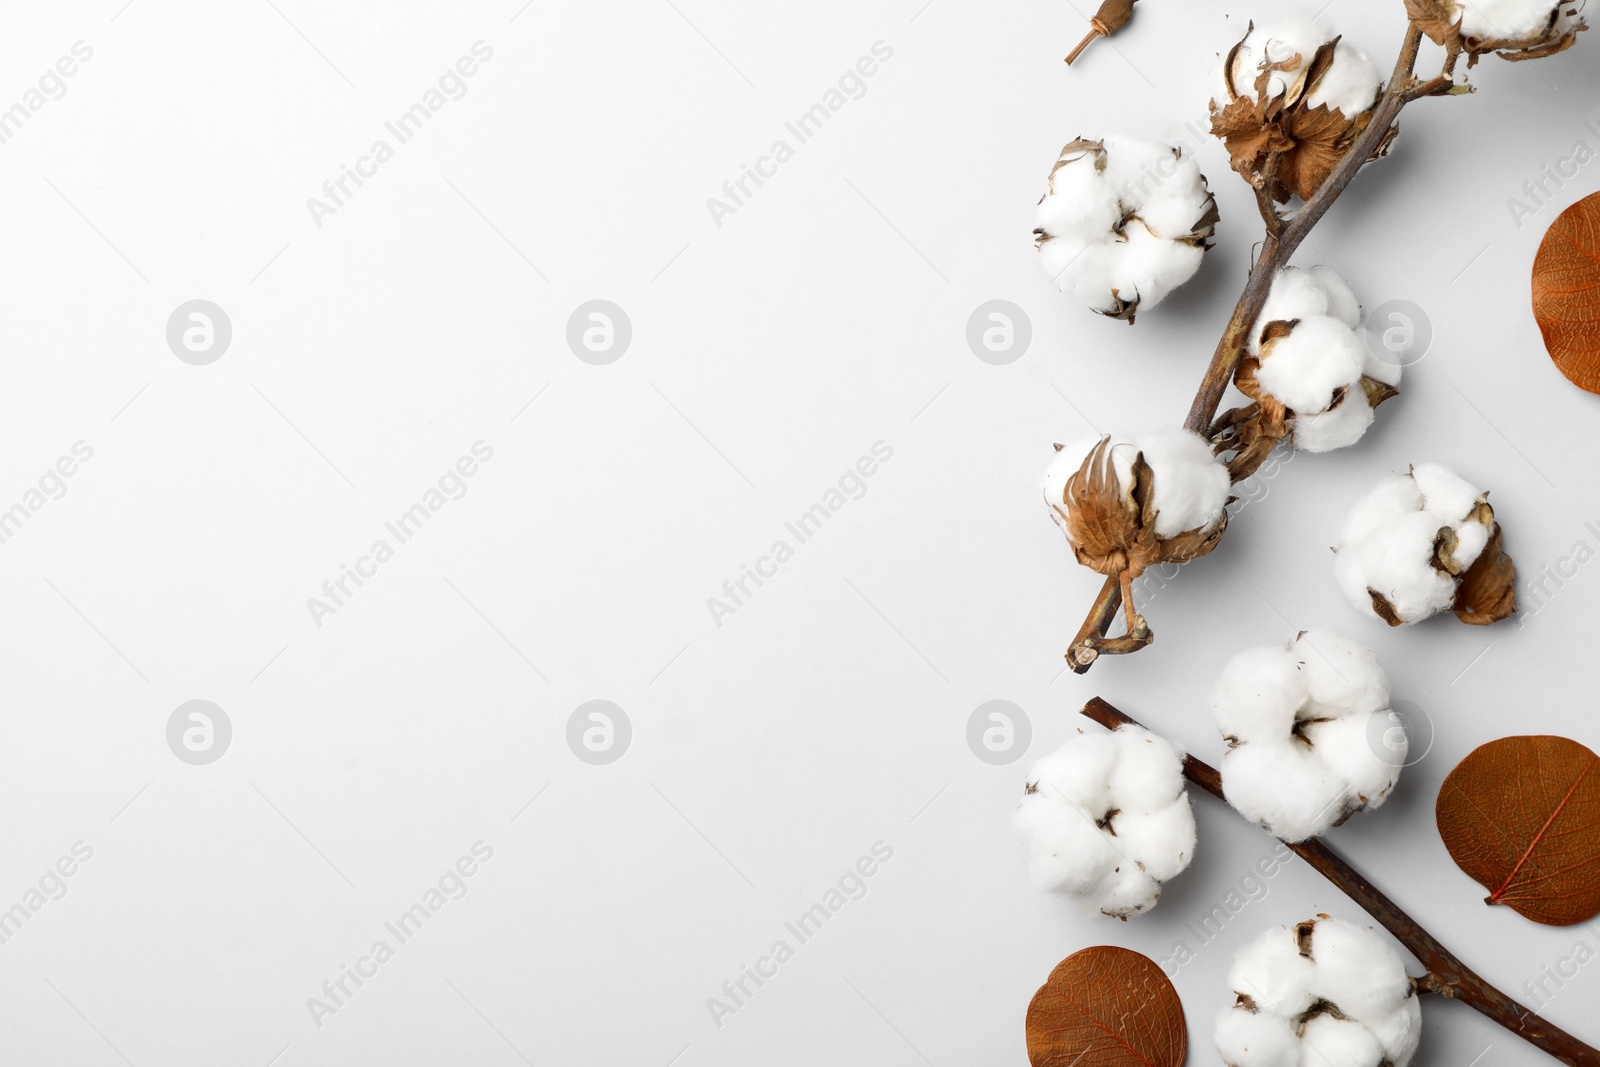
[1532,191,1600,394]
[1026,946,1186,1067]
[1436,735,1600,926]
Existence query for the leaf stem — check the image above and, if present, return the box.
[1080,697,1600,1067]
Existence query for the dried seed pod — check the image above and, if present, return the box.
[1066,0,1139,65]
[1044,431,1232,582]
[1405,0,1588,65]
[1210,18,1390,203]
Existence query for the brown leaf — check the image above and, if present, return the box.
[1061,438,1142,575]
[1532,191,1600,394]
[1403,0,1463,48]
[1210,96,1279,184]
[1359,374,1400,409]
[1437,735,1600,926]
[1026,946,1187,1067]
[1279,105,1368,202]
[1452,521,1517,624]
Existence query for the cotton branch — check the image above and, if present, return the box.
[1064,24,1463,673]
[1081,697,1600,1067]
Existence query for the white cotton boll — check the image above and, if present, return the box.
[1301,715,1401,806]
[1090,861,1163,917]
[1336,464,1497,625]
[1107,726,1188,813]
[1457,0,1562,41]
[1228,926,1320,1016]
[1036,137,1215,319]
[1100,137,1181,199]
[1016,729,1195,917]
[1297,1014,1385,1067]
[1135,428,1231,537]
[1304,920,1415,1027]
[1210,646,1309,741]
[1366,999,1423,1067]
[1411,462,1481,526]
[1112,799,1197,882]
[1337,513,1460,624]
[1256,316,1366,415]
[1303,40,1381,116]
[1305,266,1363,329]
[1295,629,1389,718]
[1107,221,1204,312]
[1038,232,1092,289]
[1037,160,1121,238]
[1254,269,1334,351]
[1228,17,1329,101]
[1215,1005,1301,1067]
[1293,389,1374,453]
[1225,742,1352,840]
[1067,245,1126,315]
[1137,169,1216,240]
[1339,473,1423,545]
[1028,733,1120,810]
[1214,632,1401,840]
[1218,919,1422,1067]
[1450,520,1490,571]
[1020,805,1120,894]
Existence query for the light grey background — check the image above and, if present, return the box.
[0,1,1596,1064]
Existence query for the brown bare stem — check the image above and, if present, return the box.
[1081,697,1600,1067]
[1066,28,1100,65]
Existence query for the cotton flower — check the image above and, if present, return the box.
[1233,267,1401,455]
[1045,429,1232,579]
[1406,0,1588,63]
[1211,18,1390,203]
[1210,629,1402,842]
[1334,463,1517,627]
[1016,725,1196,918]
[1035,136,1220,322]
[1215,916,1422,1067]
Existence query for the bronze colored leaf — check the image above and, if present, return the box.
[1403,0,1463,48]
[1279,105,1368,202]
[1026,946,1187,1067]
[1453,522,1517,624]
[1532,191,1600,394]
[1436,735,1600,925]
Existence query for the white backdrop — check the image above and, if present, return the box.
[0,1,1597,1064]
